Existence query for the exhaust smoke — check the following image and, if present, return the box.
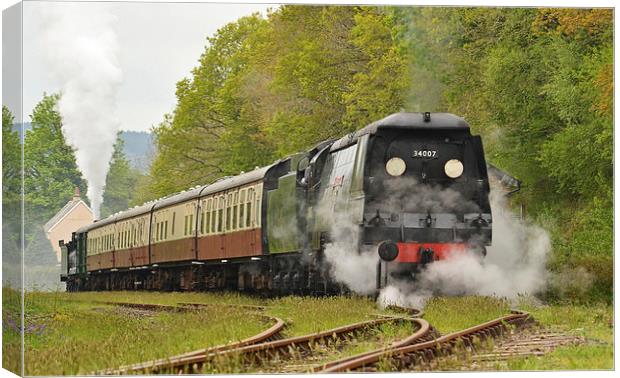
[379,190,550,308]
[38,3,122,218]
[319,174,550,308]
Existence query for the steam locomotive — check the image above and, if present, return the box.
[61,112,492,294]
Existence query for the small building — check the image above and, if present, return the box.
[44,188,94,262]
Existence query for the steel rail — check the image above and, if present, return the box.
[97,316,285,375]
[385,305,424,318]
[95,301,283,375]
[313,317,433,372]
[146,316,412,374]
[320,311,532,372]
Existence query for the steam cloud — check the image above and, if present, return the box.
[38,3,122,218]
[322,182,551,308]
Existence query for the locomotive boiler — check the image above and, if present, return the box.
[61,112,492,294]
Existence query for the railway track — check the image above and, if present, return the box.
[96,301,426,375]
[319,310,533,372]
[96,302,283,375]
[96,301,542,374]
[154,316,420,374]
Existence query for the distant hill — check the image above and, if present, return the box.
[120,131,154,173]
[11,123,154,173]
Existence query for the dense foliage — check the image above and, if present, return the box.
[393,7,612,302]
[100,135,140,218]
[2,106,22,287]
[3,95,89,288]
[141,6,408,198]
[133,6,613,302]
[24,94,88,226]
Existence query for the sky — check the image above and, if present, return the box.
[21,1,278,132]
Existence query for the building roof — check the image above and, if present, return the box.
[44,198,93,233]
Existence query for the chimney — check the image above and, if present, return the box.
[73,187,81,201]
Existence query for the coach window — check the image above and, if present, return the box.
[212,197,218,233]
[160,220,165,240]
[225,193,232,231]
[205,199,211,235]
[200,203,206,235]
[171,212,176,236]
[138,221,143,245]
[211,198,217,234]
[255,187,262,227]
[239,190,246,229]
[199,210,204,235]
[232,191,238,231]
[246,188,253,228]
[217,196,224,233]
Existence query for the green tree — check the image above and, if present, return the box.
[149,15,270,198]
[148,6,410,201]
[2,106,22,287]
[2,106,20,203]
[100,134,139,218]
[24,93,87,240]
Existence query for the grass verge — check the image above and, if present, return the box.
[15,291,613,374]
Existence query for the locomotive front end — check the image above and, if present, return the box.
[361,113,492,287]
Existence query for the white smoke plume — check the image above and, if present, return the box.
[38,3,122,218]
[379,190,550,308]
[319,176,550,307]
[323,215,377,295]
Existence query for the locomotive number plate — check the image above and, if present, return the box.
[412,150,437,158]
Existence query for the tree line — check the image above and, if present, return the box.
[139,6,611,301]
